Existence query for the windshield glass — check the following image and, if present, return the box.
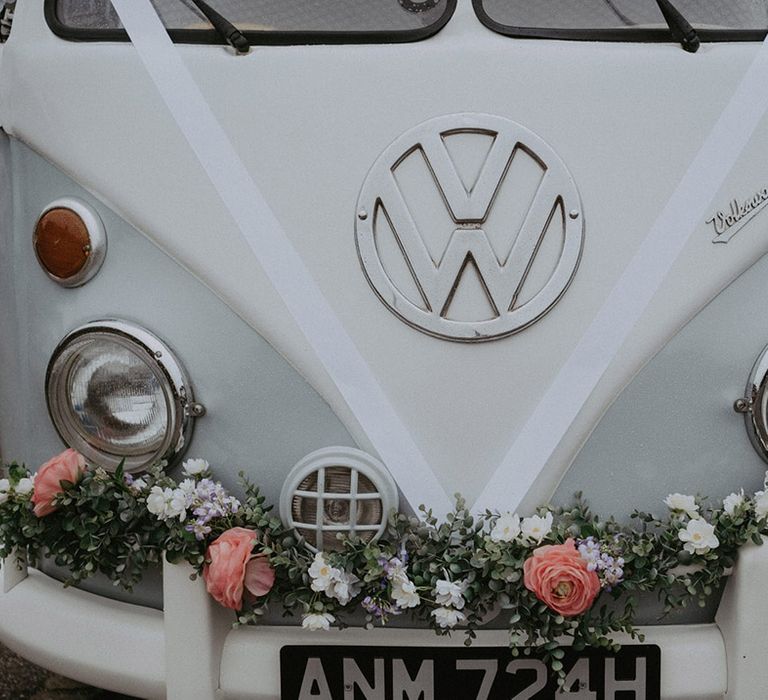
[49,0,455,43]
[475,0,768,41]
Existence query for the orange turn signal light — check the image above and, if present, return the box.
[33,199,106,287]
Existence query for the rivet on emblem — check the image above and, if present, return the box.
[355,113,584,342]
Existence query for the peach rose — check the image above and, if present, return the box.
[204,527,275,610]
[523,538,600,617]
[31,448,87,517]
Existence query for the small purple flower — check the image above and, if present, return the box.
[381,557,403,577]
[186,521,213,540]
[362,596,380,616]
[577,535,625,589]
[175,477,241,535]
[362,595,399,620]
[398,543,409,565]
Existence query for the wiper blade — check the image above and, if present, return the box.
[655,0,700,53]
[188,0,250,54]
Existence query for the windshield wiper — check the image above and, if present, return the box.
[187,0,250,54]
[655,0,700,53]
[603,0,633,27]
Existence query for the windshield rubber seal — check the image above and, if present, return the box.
[472,0,768,43]
[44,0,457,46]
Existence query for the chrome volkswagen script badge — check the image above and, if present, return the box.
[355,114,584,342]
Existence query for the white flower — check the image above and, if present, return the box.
[431,606,465,629]
[326,571,361,606]
[490,512,521,543]
[167,489,188,520]
[521,512,553,544]
[177,478,197,506]
[309,552,337,591]
[182,458,209,477]
[178,478,196,494]
[723,491,745,516]
[302,612,335,631]
[15,478,34,495]
[130,478,148,493]
[755,490,768,520]
[146,486,169,517]
[0,479,11,503]
[664,493,699,519]
[308,552,360,604]
[146,486,187,521]
[679,519,719,555]
[434,579,468,610]
[391,578,420,609]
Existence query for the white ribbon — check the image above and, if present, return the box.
[476,37,768,513]
[110,0,768,518]
[109,0,453,518]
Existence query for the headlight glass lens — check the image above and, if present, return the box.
[47,322,196,472]
[66,338,168,455]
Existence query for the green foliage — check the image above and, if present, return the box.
[0,463,166,589]
[1,456,766,681]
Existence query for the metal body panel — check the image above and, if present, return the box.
[0,559,731,700]
[0,138,356,606]
[220,624,726,700]
[3,1,768,510]
[557,247,768,515]
[0,0,767,695]
[0,129,17,461]
[0,139,355,497]
[0,565,166,699]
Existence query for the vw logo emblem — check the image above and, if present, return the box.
[355,114,584,342]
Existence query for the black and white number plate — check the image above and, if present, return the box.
[281,644,660,699]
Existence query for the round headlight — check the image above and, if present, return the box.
[280,447,399,552]
[46,320,203,473]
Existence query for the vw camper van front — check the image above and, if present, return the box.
[1,1,768,698]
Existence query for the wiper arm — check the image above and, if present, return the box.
[655,0,700,53]
[603,0,633,27]
[187,0,250,54]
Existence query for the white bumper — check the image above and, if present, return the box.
[3,544,768,700]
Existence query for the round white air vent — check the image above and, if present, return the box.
[280,447,398,552]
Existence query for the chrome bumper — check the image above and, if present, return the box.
[4,544,767,700]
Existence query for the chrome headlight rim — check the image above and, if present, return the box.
[279,446,399,552]
[45,319,198,473]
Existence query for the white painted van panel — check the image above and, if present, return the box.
[3,0,768,511]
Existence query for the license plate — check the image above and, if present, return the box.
[281,644,660,699]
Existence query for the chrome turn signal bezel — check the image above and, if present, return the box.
[33,198,107,287]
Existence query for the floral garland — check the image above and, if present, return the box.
[1,448,767,680]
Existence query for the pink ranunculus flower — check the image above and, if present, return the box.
[204,527,275,610]
[523,538,601,617]
[31,448,87,517]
